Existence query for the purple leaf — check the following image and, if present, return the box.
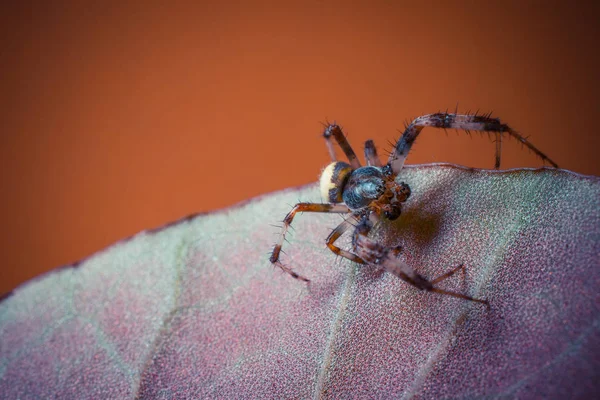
[1,164,598,399]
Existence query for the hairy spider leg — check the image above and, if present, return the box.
[495,131,502,169]
[322,124,361,169]
[352,218,489,307]
[364,139,383,167]
[270,202,351,281]
[325,216,367,264]
[386,113,559,174]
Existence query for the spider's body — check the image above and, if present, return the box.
[320,162,410,220]
[270,112,558,306]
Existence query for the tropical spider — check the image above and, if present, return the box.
[269,112,558,306]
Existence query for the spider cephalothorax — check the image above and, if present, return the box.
[270,112,558,306]
[320,162,411,220]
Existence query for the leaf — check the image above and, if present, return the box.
[1,164,598,399]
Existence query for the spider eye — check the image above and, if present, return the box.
[320,162,352,203]
[384,204,402,220]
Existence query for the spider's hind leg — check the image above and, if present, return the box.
[322,123,361,169]
[364,139,383,167]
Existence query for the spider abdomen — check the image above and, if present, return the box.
[342,166,385,210]
[320,161,353,203]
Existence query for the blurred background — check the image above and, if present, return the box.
[1,1,598,295]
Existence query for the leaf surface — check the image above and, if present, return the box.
[1,165,598,399]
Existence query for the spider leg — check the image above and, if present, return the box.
[270,202,351,281]
[495,131,502,169]
[386,113,559,174]
[430,263,465,284]
[325,215,367,264]
[323,124,361,169]
[352,218,489,307]
[364,139,383,167]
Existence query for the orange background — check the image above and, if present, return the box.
[1,1,599,295]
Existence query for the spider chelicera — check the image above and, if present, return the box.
[269,112,558,306]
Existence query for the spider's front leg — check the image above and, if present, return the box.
[270,202,351,281]
[325,215,367,264]
[352,217,489,307]
[386,112,559,174]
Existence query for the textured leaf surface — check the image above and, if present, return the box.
[1,165,598,399]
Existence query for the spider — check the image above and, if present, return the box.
[269,112,558,306]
